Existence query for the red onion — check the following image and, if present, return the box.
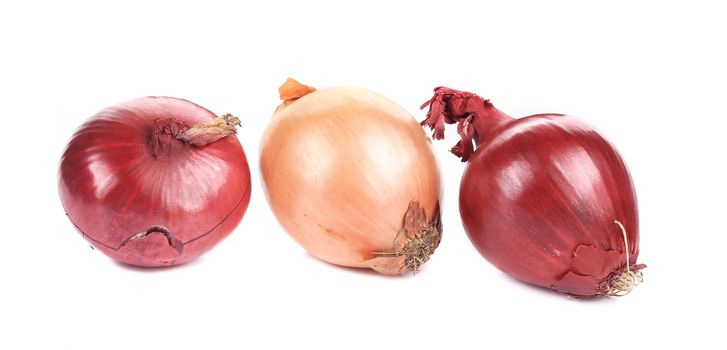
[421,87,645,297]
[59,97,251,267]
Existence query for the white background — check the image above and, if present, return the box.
[1,0,725,349]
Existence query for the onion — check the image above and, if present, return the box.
[260,79,442,275]
[59,97,251,267]
[421,87,645,296]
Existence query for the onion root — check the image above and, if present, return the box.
[369,200,442,275]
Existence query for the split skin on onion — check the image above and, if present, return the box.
[59,97,252,267]
[260,79,442,275]
[421,87,645,297]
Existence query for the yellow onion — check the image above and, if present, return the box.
[260,79,442,275]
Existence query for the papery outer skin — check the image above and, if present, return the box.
[59,97,251,267]
[260,87,441,272]
[460,114,639,296]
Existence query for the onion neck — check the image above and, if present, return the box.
[276,78,316,112]
[469,104,512,143]
[420,87,513,162]
[148,114,241,158]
